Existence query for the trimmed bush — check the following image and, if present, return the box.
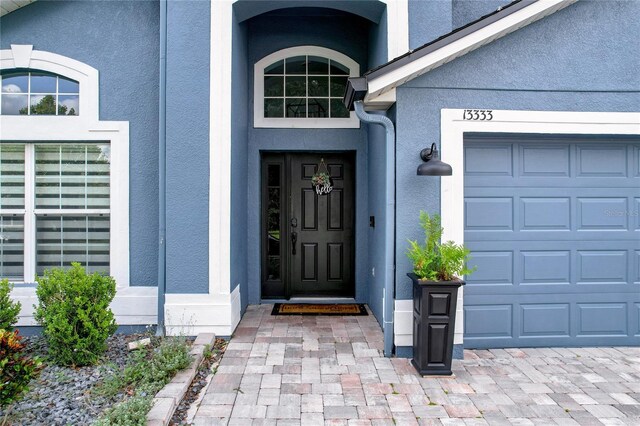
[0,329,41,408]
[0,279,21,331]
[34,263,117,366]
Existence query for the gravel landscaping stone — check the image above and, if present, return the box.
[0,333,148,425]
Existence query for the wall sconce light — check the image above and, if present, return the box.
[417,143,453,176]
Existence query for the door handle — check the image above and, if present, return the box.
[291,231,297,255]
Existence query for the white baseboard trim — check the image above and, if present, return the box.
[13,286,158,327]
[394,299,413,347]
[164,285,241,336]
[394,295,464,347]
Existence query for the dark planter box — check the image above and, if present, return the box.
[408,273,464,376]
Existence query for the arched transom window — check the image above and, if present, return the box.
[1,71,79,116]
[254,46,359,128]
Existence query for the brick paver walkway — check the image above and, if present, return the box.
[192,304,640,425]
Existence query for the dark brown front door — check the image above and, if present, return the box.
[261,152,355,299]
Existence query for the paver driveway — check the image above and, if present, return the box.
[192,304,640,425]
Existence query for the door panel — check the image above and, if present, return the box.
[289,153,355,297]
[261,152,355,299]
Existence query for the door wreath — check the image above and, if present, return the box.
[311,158,333,195]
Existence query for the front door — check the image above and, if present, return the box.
[261,152,355,299]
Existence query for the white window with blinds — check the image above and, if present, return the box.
[0,143,110,281]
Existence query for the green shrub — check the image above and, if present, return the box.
[93,394,153,426]
[97,337,192,398]
[0,279,21,331]
[0,329,41,408]
[95,337,192,425]
[407,211,476,281]
[34,263,117,366]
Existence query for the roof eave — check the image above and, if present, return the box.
[358,0,578,111]
[0,0,36,17]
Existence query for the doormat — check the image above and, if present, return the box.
[271,303,368,316]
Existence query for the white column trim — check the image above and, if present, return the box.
[440,109,640,346]
[164,285,241,336]
[209,1,233,296]
[382,0,409,61]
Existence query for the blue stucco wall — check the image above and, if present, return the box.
[245,9,373,305]
[165,1,210,294]
[408,0,452,50]
[408,0,513,50]
[0,0,159,287]
[394,0,640,301]
[231,15,249,310]
[363,106,396,326]
[452,0,512,28]
[368,7,387,68]
[364,13,391,326]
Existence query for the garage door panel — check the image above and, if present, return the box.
[466,177,639,189]
[465,282,632,296]
[468,251,513,285]
[521,198,571,230]
[577,250,627,284]
[464,145,513,176]
[464,296,638,347]
[576,144,628,177]
[464,305,513,339]
[464,136,640,348]
[467,229,638,242]
[520,304,570,337]
[577,303,628,336]
[464,198,513,230]
[520,144,570,177]
[577,198,629,230]
[521,251,570,284]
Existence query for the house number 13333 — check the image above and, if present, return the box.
[462,109,493,121]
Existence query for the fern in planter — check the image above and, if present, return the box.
[407,211,475,281]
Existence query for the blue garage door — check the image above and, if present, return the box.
[463,134,640,348]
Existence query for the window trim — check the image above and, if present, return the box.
[0,46,129,288]
[254,46,360,129]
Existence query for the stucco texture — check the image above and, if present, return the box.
[165,0,210,294]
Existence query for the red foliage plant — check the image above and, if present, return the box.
[0,330,42,408]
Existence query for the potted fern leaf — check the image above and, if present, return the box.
[406,211,475,376]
